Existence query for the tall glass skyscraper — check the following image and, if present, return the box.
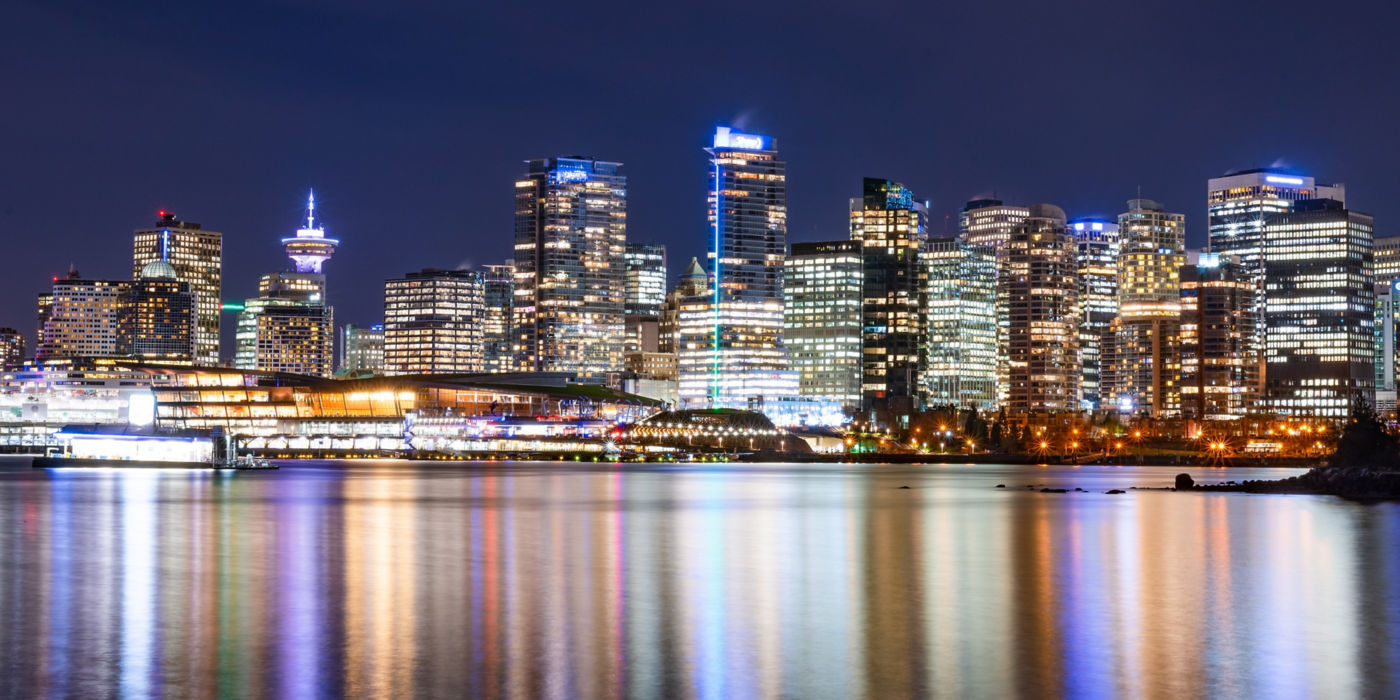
[624,243,666,356]
[1070,218,1119,411]
[1262,198,1374,417]
[1207,168,1346,398]
[1179,253,1256,421]
[513,157,626,380]
[784,240,863,411]
[481,263,515,374]
[1103,199,1184,417]
[133,211,222,365]
[679,127,796,408]
[850,178,928,418]
[1000,204,1080,415]
[924,237,997,411]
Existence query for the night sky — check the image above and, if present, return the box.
[4,1,1397,356]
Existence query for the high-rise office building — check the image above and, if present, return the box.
[1103,198,1185,418]
[0,328,23,368]
[661,257,708,356]
[960,197,1030,407]
[1071,218,1119,410]
[36,270,130,361]
[1375,282,1398,416]
[482,263,515,374]
[850,178,928,418]
[1179,253,1257,421]
[383,268,485,374]
[960,198,1030,251]
[1000,204,1080,415]
[341,323,385,374]
[1374,236,1400,286]
[623,243,667,357]
[235,301,334,376]
[1262,198,1374,417]
[678,126,796,408]
[1207,169,1346,392]
[624,243,666,317]
[784,240,864,411]
[133,211,222,365]
[513,157,626,379]
[924,237,997,410]
[129,260,196,363]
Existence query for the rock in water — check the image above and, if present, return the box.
[899,485,911,489]
[996,484,1006,488]
[1175,473,1195,491]
[1106,489,1125,494]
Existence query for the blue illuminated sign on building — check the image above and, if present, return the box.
[1265,175,1305,186]
[713,126,769,151]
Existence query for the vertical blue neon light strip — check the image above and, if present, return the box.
[160,229,170,263]
[711,146,722,407]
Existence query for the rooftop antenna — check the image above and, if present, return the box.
[306,189,316,230]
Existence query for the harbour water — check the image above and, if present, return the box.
[1,457,1397,698]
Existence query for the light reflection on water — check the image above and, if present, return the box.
[0,458,1397,698]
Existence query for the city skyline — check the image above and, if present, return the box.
[5,2,1399,344]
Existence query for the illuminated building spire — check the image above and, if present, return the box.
[282,188,339,274]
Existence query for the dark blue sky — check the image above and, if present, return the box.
[3,0,1397,353]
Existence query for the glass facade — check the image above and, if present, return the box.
[1103,199,1184,418]
[132,212,222,365]
[341,323,385,374]
[481,263,515,374]
[1261,198,1375,417]
[784,240,863,411]
[129,263,195,363]
[383,269,485,375]
[1070,218,1119,410]
[1000,204,1080,415]
[513,157,626,379]
[1179,254,1256,421]
[924,238,997,410]
[679,127,796,409]
[850,178,927,417]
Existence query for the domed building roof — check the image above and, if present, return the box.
[140,261,177,279]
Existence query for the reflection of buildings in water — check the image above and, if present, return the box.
[862,478,926,697]
[342,468,418,696]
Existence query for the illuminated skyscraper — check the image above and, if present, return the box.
[133,211,222,365]
[960,198,1030,251]
[924,237,997,410]
[960,197,1029,407]
[850,178,928,418]
[679,126,796,408]
[341,323,385,374]
[1103,199,1185,418]
[624,243,666,356]
[482,263,515,374]
[1262,198,1374,417]
[1207,169,1345,392]
[1179,253,1256,421]
[383,268,485,374]
[1070,218,1119,410]
[513,157,626,379]
[1375,282,1397,416]
[36,270,130,361]
[128,260,196,363]
[661,257,708,356]
[0,328,23,368]
[1000,204,1080,415]
[784,240,864,411]
[1374,236,1400,286]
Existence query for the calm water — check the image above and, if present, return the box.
[1,457,1398,699]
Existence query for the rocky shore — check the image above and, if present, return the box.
[1179,467,1400,501]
